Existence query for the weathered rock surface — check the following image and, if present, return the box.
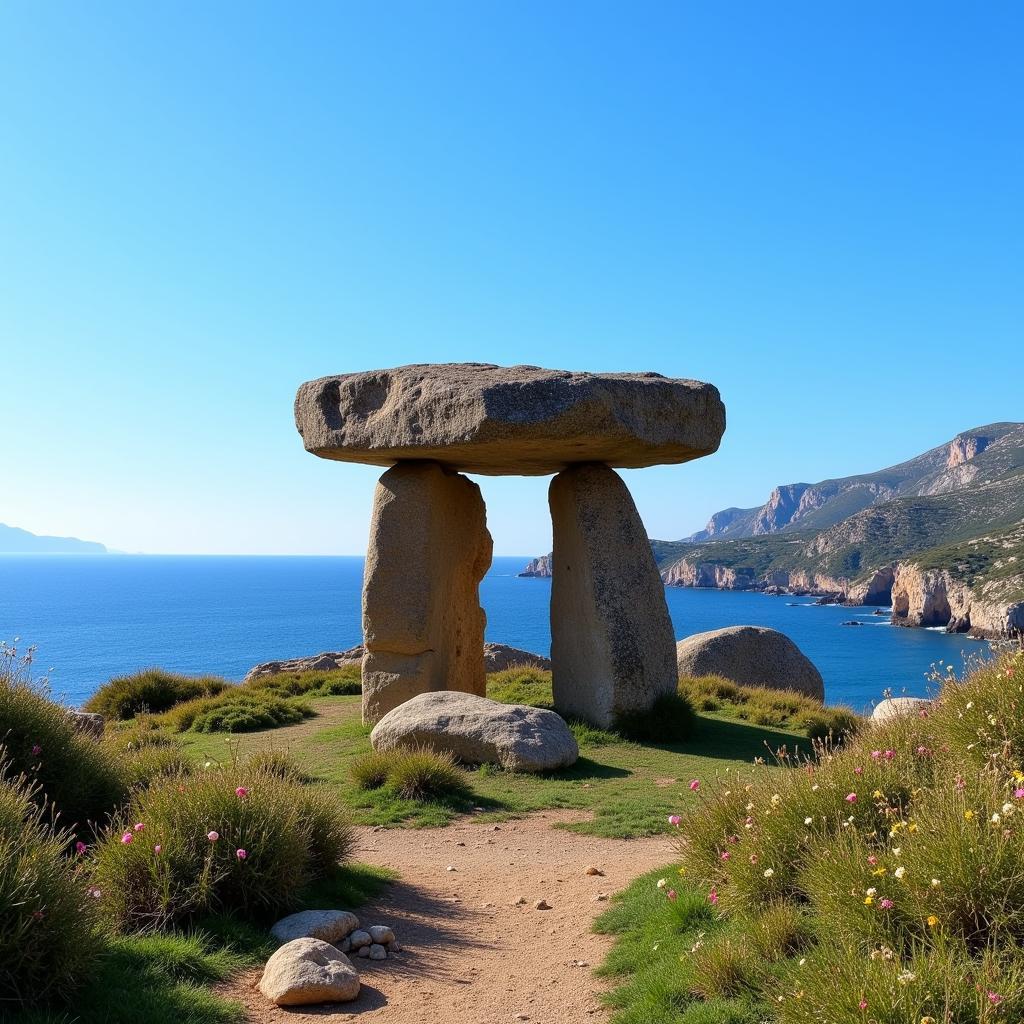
[66,709,105,739]
[482,643,551,673]
[258,938,360,1006]
[519,553,553,578]
[361,461,492,723]
[295,363,725,476]
[675,626,825,700]
[370,691,578,772]
[549,463,677,728]
[270,909,359,946]
[872,696,931,722]
[244,648,364,683]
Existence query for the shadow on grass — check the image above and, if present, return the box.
[661,715,806,763]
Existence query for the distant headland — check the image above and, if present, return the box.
[0,523,107,554]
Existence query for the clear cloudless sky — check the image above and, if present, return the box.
[1,2,1021,556]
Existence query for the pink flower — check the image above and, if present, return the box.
[689,780,700,792]
[666,888,677,901]
[235,787,249,799]
[236,848,247,860]
[749,854,759,864]
[153,844,162,854]
[668,814,681,826]
[207,831,219,842]
[879,898,894,909]
[75,841,87,856]
[31,744,41,756]
[133,822,145,832]
[988,992,1003,1005]
[956,775,966,792]
[854,766,863,775]
[918,708,928,718]
[87,886,102,899]
[845,792,858,803]
[883,750,895,761]
[871,750,881,760]
[1014,788,1024,800]
[916,746,930,756]
[858,999,868,1011]
[867,855,878,866]
[720,851,730,861]
[708,887,718,905]
[120,831,134,844]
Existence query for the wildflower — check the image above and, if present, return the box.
[708,887,718,905]
[666,889,676,901]
[204,761,212,768]
[927,915,938,927]
[236,848,247,860]
[763,868,775,878]
[207,831,220,842]
[811,784,820,791]
[956,774,966,791]
[872,789,883,799]
[235,786,249,799]
[771,793,782,806]
[804,816,813,825]
[656,878,668,889]
[689,779,700,792]
[880,898,894,910]
[720,851,730,861]
[866,887,877,897]
[154,844,162,854]
[897,968,915,984]
[1004,802,1015,815]
[991,812,1002,825]
[894,866,906,880]
[863,895,874,905]
[883,750,895,761]
[845,792,858,803]
[867,855,878,866]
[133,822,145,832]
[922,1018,937,1024]
[872,867,887,876]
[798,958,806,966]
[31,744,41,756]
[871,750,881,759]
[120,832,134,845]
[964,810,975,821]
[667,814,681,827]
[892,847,902,856]
[988,992,1003,1006]
[1015,788,1024,800]
[75,841,87,855]
[907,822,918,833]
[966,701,974,709]
[854,766,863,775]
[678,866,686,876]
[87,886,102,899]
[859,999,868,1011]
[749,853,759,864]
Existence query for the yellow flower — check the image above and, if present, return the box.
[927,915,938,927]
[872,867,888,876]
[922,1017,937,1024]
[864,896,874,905]
[964,810,975,821]
[907,822,918,833]
[678,866,686,876]
[873,790,883,799]
[1012,770,1024,784]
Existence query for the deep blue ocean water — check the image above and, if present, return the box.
[0,555,989,711]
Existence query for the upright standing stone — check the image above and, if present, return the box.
[361,461,492,723]
[549,463,677,728]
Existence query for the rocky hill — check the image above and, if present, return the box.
[521,424,1024,638]
[0,523,107,554]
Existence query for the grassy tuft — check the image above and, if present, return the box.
[85,669,229,720]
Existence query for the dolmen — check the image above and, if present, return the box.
[295,363,725,729]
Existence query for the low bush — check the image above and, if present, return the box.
[85,669,229,720]
[0,771,101,1006]
[159,691,314,734]
[246,665,362,698]
[245,749,313,784]
[351,747,471,802]
[91,765,352,929]
[616,692,697,743]
[0,647,128,833]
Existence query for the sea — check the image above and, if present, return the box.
[0,555,990,712]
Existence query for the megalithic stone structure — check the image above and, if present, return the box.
[294,363,726,725]
[548,463,678,728]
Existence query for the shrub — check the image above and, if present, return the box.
[800,706,861,744]
[616,691,697,743]
[350,751,393,791]
[486,667,554,708]
[385,748,471,801]
[160,691,313,733]
[245,749,313,784]
[84,669,229,720]
[0,651,128,833]
[689,935,763,999]
[0,771,101,1006]
[91,765,351,929]
[246,665,362,698]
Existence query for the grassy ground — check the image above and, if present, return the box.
[4,863,394,1024]
[181,692,801,838]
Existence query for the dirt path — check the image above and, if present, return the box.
[226,811,672,1024]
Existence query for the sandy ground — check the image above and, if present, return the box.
[223,811,672,1024]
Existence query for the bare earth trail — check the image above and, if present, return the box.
[225,811,672,1024]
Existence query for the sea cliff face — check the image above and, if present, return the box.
[519,554,552,578]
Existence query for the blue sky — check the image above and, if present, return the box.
[1,2,1021,556]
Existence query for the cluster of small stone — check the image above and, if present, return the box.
[338,923,400,960]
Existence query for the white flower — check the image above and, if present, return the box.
[771,794,782,807]
[1003,802,1015,815]
[991,813,1002,824]
[804,817,813,825]
[866,887,877,897]
[897,969,916,985]
[931,878,941,888]
[656,878,667,889]
[746,802,755,811]
[798,957,806,966]
[894,866,906,880]
[763,868,775,878]
[892,847,902,857]
[967,701,974,709]
[811,784,820,791]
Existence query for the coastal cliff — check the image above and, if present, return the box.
[519,553,552,578]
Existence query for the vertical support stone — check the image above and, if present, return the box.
[548,463,677,728]
[361,461,492,724]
